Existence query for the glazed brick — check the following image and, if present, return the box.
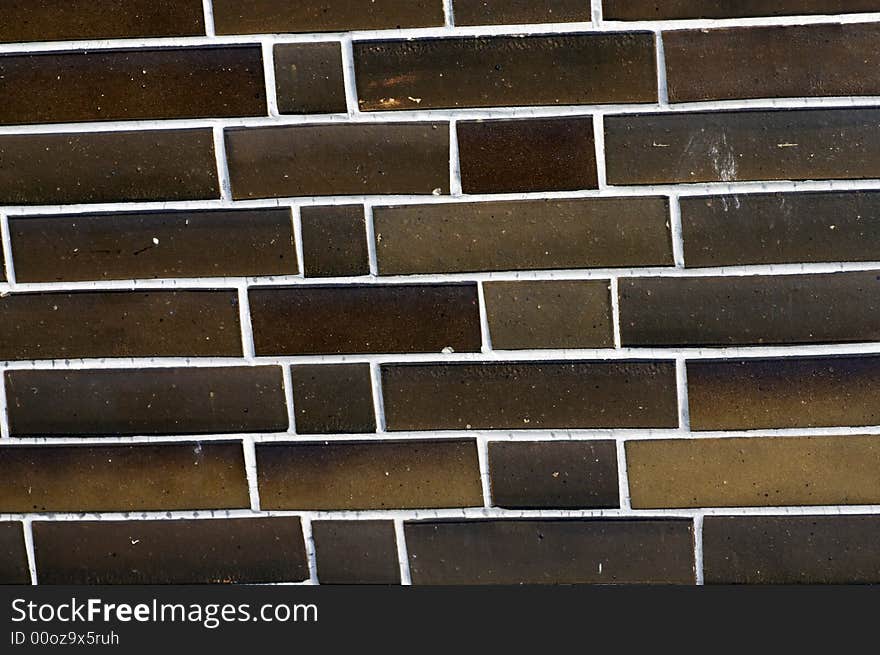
[274,43,347,115]
[458,117,597,193]
[0,129,218,205]
[225,124,449,199]
[257,440,482,510]
[0,1,205,43]
[604,0,880,20]
[619,272,880,347]
[703,515,880,584]
[484,280,614,350]
[249,284,481,355]
[454,0,591,24]
[405,519,695,584]
[681,192,880,267]
[0,442,249,512]
[374,197,673,274]
[627,436,880,509]
[300,205,370,278]
[0,523,29,585]
[688,355,880,430]
[212,0,444,34]
[9,208,297,282]
[488,441,620,509]
[604,108,880,185]
[0,290,241,360]
[381,361,678,431]
[5,367,288,437]
[290,364,376,434]
[664,24,880,103]
[34,518,307,584]
[354,33,656,111]
[0,46,266,125]
[313,520,400,584]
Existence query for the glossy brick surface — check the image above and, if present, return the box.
[374,198,673,274]
[0,290,241,360]
[0,46,266,125]
[5,367,288,436]
[687,356,880,430]
[355,33,657,111]
[0,1,206,42]
[0,442,250,512]
[381,361,678,430]
[257,440,483,510]
[0,129,219,205]
[627,435,880,508]
[703,515,880,584]
[225,124,449,198]
[249,284,481,355]
[489,441,620,509]
[9,208,297,282]
[34,518,308,584]
[484,280,614,349]
[313,520,401,584]
[604,108,880,185]
[406,519,696,584]
[212,0,444,34]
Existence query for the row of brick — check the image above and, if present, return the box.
[9,357,880,433]
[2,24,878,125]
[3,1,879,44]
[0,273,879,359]
[2,434,880,511]
[6,513,880,584]
[1,110,879,205]
[4,193,880,282]
[7,435,880,513]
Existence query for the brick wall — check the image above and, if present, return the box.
[0,0,879,585]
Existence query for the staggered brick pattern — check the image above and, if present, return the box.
[1,1,880,586]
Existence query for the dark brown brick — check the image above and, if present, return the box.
[0,290,241,360]
[34,518,307,584]
[9,208,297,282]
[355,33,656,111]
[257,440,482,510]
[454,0,591,24]
[665,24,880,103]
[5,367,288,437]
[300,205,369,278]
[619,272,880,347]
[249,284,481,355]
[274,43,347,115]
[604,0,880,20]
[374,197,673,274]
[0,129,218,205]
[628,436,880,509]
[313,520,400,584]
[458,117,597,193]
[688,355,880,430]
[291,364,376,434]
[681,192,880,267]
[0,1,205,42]
[213,0,444,34]
[382,361,678,431]
[0,523,29,585]
[406,519,695,584]
[489,441,620,509]
[0,442,249,512]
[604,108,880,185]
[704,515,880,584]
[484,280,613,350]
[0,46,266,125]
[225,124,449,199]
